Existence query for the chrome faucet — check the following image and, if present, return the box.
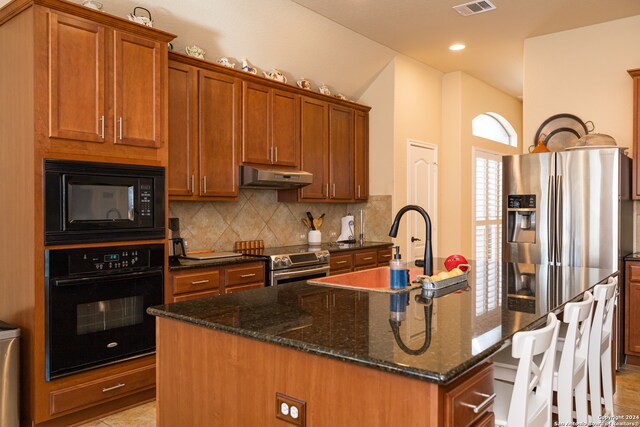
[388,205,433,276]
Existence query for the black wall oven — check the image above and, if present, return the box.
[45,243,164,380]
[44,159,165,245]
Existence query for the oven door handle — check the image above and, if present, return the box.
[52,270,163,287]
[271,265,330,281]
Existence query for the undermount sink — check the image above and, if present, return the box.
[308,267,425,293]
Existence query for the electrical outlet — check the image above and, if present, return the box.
[275,392,306,426]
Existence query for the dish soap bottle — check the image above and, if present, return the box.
[389,246,408,289]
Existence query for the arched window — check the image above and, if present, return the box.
[472,112,517,147]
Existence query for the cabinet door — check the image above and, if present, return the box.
[630,72,640,199]
[329,105,354,200]
[199,70,240,198]
[114,31,162,148]
[354,111,369,200]
[626,262,640,355]
[299,97,329,200]
[168,61,198,196]
[242,81,271,165]
[48,12,106,144]
[271,89,299,167]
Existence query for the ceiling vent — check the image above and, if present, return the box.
[452,0,497,16]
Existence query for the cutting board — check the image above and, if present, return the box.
[181,251,243,261]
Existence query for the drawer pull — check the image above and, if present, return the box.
[102,383,126,393]
[381,254,391,258]
[240,273,256,278]
[191,279,209,285]
[362,257,373,261]
[461,392,496,414]
[335,260,348,265]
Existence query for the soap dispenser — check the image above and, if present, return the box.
[389,246,408,289]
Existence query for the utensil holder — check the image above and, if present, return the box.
[308,230,321,246]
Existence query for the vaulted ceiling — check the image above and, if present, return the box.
[289,0,640,97]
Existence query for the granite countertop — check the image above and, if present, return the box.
[624,253,640,261]
[150,259,615,384]
[168,241,392,271]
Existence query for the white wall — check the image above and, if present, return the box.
[524,15,640,152]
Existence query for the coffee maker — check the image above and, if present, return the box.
[168,218,186,258]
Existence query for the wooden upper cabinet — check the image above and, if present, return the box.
[354,110,369,200]
[114,31,163,148]
[46,9,170,155]
[48,12,106,144]
[242,81,271,165]
[271,89,298,167]
[629,69,640,199]
[242,82,299,167]
[329,104,354,200]
[168,61,197,196]
[198,69,240,198]
[299,97,329,200]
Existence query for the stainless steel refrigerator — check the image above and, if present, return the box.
[502,147,632,366]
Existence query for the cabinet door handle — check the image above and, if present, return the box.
[274,146,278,163]
[190,175,195,193]
[332,183,336,198]
[336,260,347,265]
[191,280,209,285]
[460,392,496,414]
[203,176,207,194]
[323,183,329,197]
[118,117,123,140]
[362,257,373,261]
[240,273,256,278]
[102,383,126,393]
[357,185,361,198]
[99,115,105,139]
[269,147,273,163]
[381,254,391,258]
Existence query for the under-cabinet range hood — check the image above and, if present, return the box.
[239,166,313,189]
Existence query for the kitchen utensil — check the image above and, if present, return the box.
[127,7,153,27]
[315,217,324,229]
[534,113,590,152]
[306,212,315,230]
[302,218,312,229]
[575,133,616,147]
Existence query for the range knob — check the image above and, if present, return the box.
[283,257,291,266]
[274,256,282,267]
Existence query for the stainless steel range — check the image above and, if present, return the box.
[259,246,330,286]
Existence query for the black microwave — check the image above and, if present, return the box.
[44,159,165,245]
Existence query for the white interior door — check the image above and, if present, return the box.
[407,140,438,263]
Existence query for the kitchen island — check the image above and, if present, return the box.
[149,260,615,426]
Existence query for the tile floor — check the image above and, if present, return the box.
[79,365,640,426]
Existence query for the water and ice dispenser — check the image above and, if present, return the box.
[507,195,536,244]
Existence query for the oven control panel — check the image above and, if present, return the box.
[69,248,151,274]
[269,250,330,270]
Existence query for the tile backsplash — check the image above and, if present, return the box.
[169,190,392,251]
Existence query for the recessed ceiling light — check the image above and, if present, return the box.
[449,44,466,51]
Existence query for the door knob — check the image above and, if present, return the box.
[411,236,421,242]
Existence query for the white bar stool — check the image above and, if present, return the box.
[493,312,560,427]
[589,277,618,423]
[493,292,594,425]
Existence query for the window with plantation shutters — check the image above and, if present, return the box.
[473,148,502,316]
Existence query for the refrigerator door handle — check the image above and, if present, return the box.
[555,175,563,264]
[547,175,554,264]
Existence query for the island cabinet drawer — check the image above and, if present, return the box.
[173,289,220,302]
[629,263,640,282]
[225,263,265,286]
[377,248,392,265]
[443,362,494,427]
[354,250,377,267]
[50,365,155,415]
[225,283,264,294]
[330,254,353,272]
[173,270,221,294]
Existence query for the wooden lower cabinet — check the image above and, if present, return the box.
[157,318,494,426]
[169,262,265,302]
[329,246,392,275]
[625,261,640,363]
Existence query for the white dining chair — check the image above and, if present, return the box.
[493,292,594,425]
[493,312,560,427]
[588,277,618,423]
